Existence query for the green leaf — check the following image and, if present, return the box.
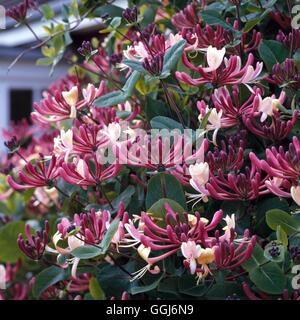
[249,262,286,294]
[110,16,122,29]
[0,221,27,262]
[178,276,208,297]
[258,40,289,72]
[99,218,120,254]
[145,97,169,121]
[242,245,268,272]
[145,173,187,210]
[243,8,272,32]
[266,209,300,235]
[150,116,184,131]
[242,245,287,294]
[202,10,241,34]
[122,59,147,74]
[36,57,53,66]
[94,91,126,108]
[94,71,140,108]
[89,277,105,300]
[130,274,164,295]
[276,226,288,247]
[41,4,55,20]
[122,70,141,93]
[206,282,245,300]
[71,245,102,259]
[33,266,67,298]
[148,198,185,227]
[101,185,135,213]
[254,197,289,237]
[162,39,186,75]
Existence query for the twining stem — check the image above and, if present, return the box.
[160,80,185,127]
[24,22,41,42]
[236,3,242,30]
[98,184,114,210]
[16,151,29,164]
[54,185,86,208]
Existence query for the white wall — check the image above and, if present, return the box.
[0,59,68,151]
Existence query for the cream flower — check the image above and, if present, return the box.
[258,96,280,122]
[62,86,79,107]
[291,186,300,206]
[189,162,210,186]
[202,46,226,72]
[181,241,202,274]
[54,129,73,161]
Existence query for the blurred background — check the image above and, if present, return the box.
[0,0,126,151]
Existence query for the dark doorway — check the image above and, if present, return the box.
[10,89,33,123]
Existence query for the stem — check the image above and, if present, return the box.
[160,80,185,127]
[98,184,114,210]
[107,252,133,277]
[16,151,29,164]
[236,4,242,30]
[24,22,41,42]
[54,185,86,208]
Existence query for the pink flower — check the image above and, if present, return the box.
[59,156,121,188]
[176,53,263,88]
[72,122,110,156]
[17,221,49,260]
[251,136,300,181]
[171,3,200,30]
[291,186,300,206]
[32,82,105,124]
[8,155,60,190]
[181,241,202,274]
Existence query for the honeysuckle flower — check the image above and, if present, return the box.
[116,131,200,170]
[182,23,261,54]
[7,155,60,191]
[32,82,105,124]
[250,136,300,182]
[176,53,263,89]
[189,162,210,186]
[118,101,132,112]
[59,156,121,188]
[171,3,200,29]
[206,133,245,173]
[267,59,300,90]
[72,122,110,156]
[6,0,37,22]
[207,109,223,145]
[196,247,215,282]
[187,161,211,205]
[202,46,226,72]
[206,161,269,201]
[100,122,122,144]
[137,244,151,262]
[52,231,84,278]
[17,221,49,260]
[62,86,79,108]
[291,186,300,206]
[181,241,202,274]
[167,33,184,47]
[257,96,280,122]
[54,129,73,161]
[223,214,236,241]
